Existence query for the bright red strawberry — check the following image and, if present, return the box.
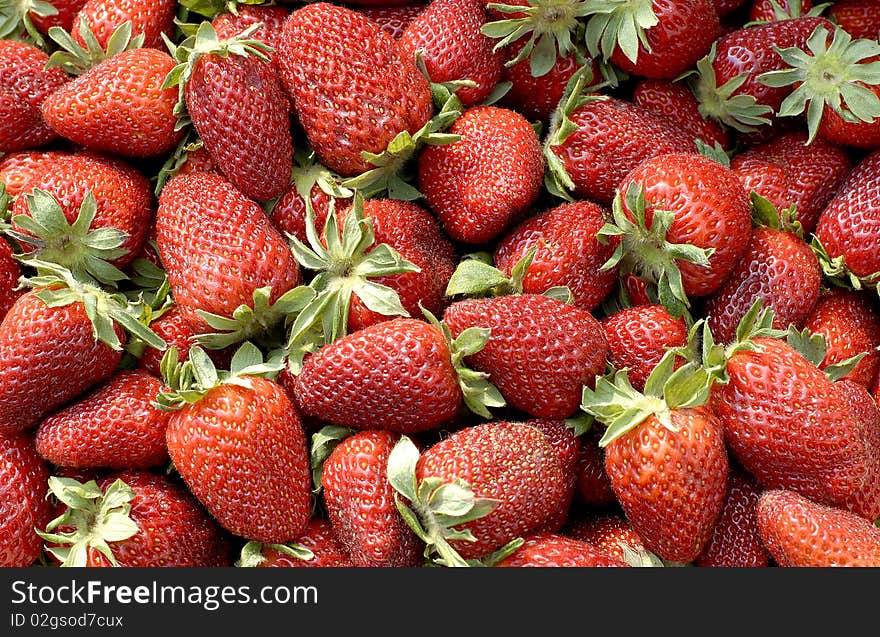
[26,0,89,34]
[212,5,290,59]
[500,45,591,122]
[563,513,650,564]
[41,47,182,158]
[0,150,69,198]
[632,79,732,150]
[358,4,425,39]
[601,304,688,392]
[573,431,617,507]
[277,3,433,177]
[322,430,422,566]
[35,369,171,470]
[71,0,175,49]
[528,420,580,533]
[756,489,880,566]
[137,306,232,377]
[495,533,627,567]
[0,40,67,152]
[803,289,880,387]
[834,379,880,522]
[0,240,21,322]
[493,200,618,312]
[418,105,543,244]
[695,466,770,567]
[443,294,608,419]
[399,0,502,106]
[0,432,53,567]
[247,519,354,568]
[827,0,880,40]
[41,471,231,567]
[749,0,816,22]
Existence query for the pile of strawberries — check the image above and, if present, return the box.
[1,0,880,569]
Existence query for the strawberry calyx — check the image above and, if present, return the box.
[153,128,208,197]
[155,341,284,410]
[810,236,880,294]
[273,148,354,215]
[582,0,658,65]
[745,0,829,25]
[694,139,732,167]
[5,188,129,287]
[309,425,356,494]
[36,477,140,568]
[750,191,804,237]
[757,24,880,143]
[178,0,271,20]
[482,0,592,77]
[45,19,145,76]
[784,324,868,381]
[597,182,715,319]
[0,0,58,47]
[236,540,315,567]
[684,42,775,133]
[387,436,505,568]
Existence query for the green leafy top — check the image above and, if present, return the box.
[236,540,314,567]
[810,236,880,294]
[482,0,592,78]
[309,425,355,494]
[45,19,144,75]
[153,129,207,197]
[784,325,868,382]
[758,24,880,143]
[582,0,658,65]
[0,0,60,47]
[749,191,803,237]
[178,0,272,20]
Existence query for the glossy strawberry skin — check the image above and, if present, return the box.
[185,52,293,202]
[815,150,880,279]
[549,96,694,204]
[0,432,53,567]
[601,304,688,392]
[294,318,462,433]
[563,513,648,564]
[258,519,354,568]
[710,337,870,506]
[0,41,67,152]
[834,380,880,522]
[573,432,618,506]
[418,106,544,245]
[35,370,171,470]
[501,47,588,122]
[748,0,814,22]
[493,200,618,312]
[72,0,175,50]
[826,0,880,40]
[358,4,425,39]
[156,172,301,320]
[704,226,820,344]
[730,131,852,234]
[0,291,124,432]
[695,466,770,567]
[0,240,21,322]
[620,153,752,298]
[803,290,880,388]
[443,294,608,419]
[604,407,729,562]
[632,79,732,149]
[818,84,880,149]
[41,48,182,158]
[496,533,627,567]
[528,420,580,533]
[166,378,311,544]
[417,421,569,559]
[277,3,433,176]
[0,150,69,197]
[399,0,502,106]
[322,430,422,567]
[756,489,880,566]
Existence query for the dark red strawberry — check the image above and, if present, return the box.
[756,489,880,566]
[831,380,880,522]
[418,105,543,244]
[244,519,354,568]
[359,4,425,39]
[71,0,175,49]
[528,420,580,533]
[749,0,817,22]
[0,240,20,322]
[827,0,880,40]
[573,431,618,507]
[495,533,627,567]
[26,0,89,34]
[715,0,748,17]
[35,369,171,470]
[564,513,650,564]
[0,432,53,567]
[500,45,592,122]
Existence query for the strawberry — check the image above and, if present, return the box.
[160,344,312,544]
[0,239,21,322]
[748,0,818,23]
[0,40,67,153]
[0,150,69,198]
[695,466,770,567]
[71,0,175,50]
[418,105,543,244]
[39,472,231,567]
[399,0,503,106]
[528,419,580,533]
[729,130,852,234]
[495,533,626,567]
[582,355,729,563]
[563,513,651,564]
[826,0,880,40]
[358,4,425,39]
[239,518,354,568]
[493,200,618,312]
[0,432,53,567]
[212,5,290,59]
[40,47,182,158]
[834,379,880,522]
[573,431,617,507]
[802,289,880,388]
[601,304,689,392]
[715,0,749,17]
[499,45,589,122]
[35,369,171,470]
[756,489,880,566]
[321,430,422,566]
[632,79,732,150]
[137,306,234,377]
[443,293,608,419]
[26,0,89,35]
[703,195,820,344]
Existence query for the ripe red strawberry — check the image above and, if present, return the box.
[358,4,425,39]
[528,420,580,533]
[212,5,290,59]
[715,0,748,17]
[399,0,502,106]
[156,172,301,323]
[632,79,732,150]
[40,471,231,567]
[322,430,422,566]
[41,47,182,158]
[35,369,171,470]
[137,306,232,377]
[834,379,880,522]
[749,0,816,22]
[277,3,433,178]
[827,0,880,40]
[601,304,688,393]
[0,150,69,198]
[573,431,617,507]
[443,294,608,419]
[493,200,618,312]
[730,131,852,234]
[0,240,21,322]
[71,0,175,49]
[25,0,89,35]
[756,489,880,566]
[803,289,880,387]
[245,519,354,568]
[162,346,312,543]
[695,466,770,567]
[495,533,627,567]
[0,40,67,152]
[563,513,650,564]
[0,432,53,567]
[500,45,591,122]
[418,105,543,244]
